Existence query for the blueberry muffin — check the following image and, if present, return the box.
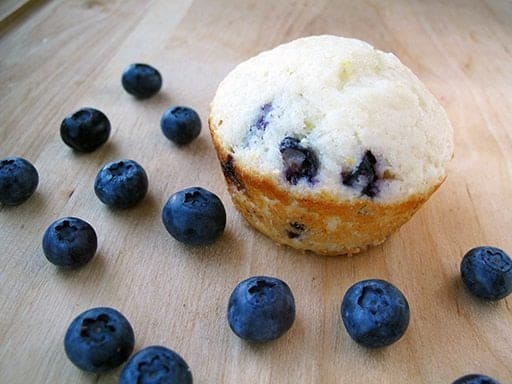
[209,35,454,255]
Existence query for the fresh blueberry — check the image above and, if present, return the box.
[60,108,110,152]
[119,345,193,384]
[162,187,226,246]
[227,276,296,342]
[0,157,38,205]
[42,217,97,268]
[341,279,410,348]
[94,159,148,208]
[64,307,135,373]
[279,136,319,185]
[452,374,501,384]
[122,63,162,99]
[342,150,378,197]
[160,106,202,145]
[460,246,512,300]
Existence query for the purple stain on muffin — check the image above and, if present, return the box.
[221,154,245,191]
[255,103,273,130]
[279,137,319,185]
[342,150,378,197]
[244,103,273,146]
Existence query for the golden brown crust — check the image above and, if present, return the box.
[208,117,444,256]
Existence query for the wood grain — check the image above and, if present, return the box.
[1,0,511,383]
[0,0,33,23]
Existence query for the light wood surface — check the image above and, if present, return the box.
[1,1,511,383]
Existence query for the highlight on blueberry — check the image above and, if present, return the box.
[162,187,226,246]
[341,279,410,348]
[64,307,135,373]
[42,217,97,268]
[60,107,110,152]
[0,157,38,206]
[160,106,202,145]
[122,63,162,99]
[460,246,512,301]
[227,276,296,342]
[119,345,193,384]
[94,159,148,209]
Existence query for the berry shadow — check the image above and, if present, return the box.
[242,318,302,354]
[0,190,46,214]
[164,134,211,155]
[102,191,160,223]
[152,90,174,106]
[52,250,106,280]
[164,229,243,266]
[68,140,121,164]
[125,90,173,112]
[450,275,503,314]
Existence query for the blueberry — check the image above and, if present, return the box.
[60,108,110,152]
[94,160,148,208]
[221,154,245,191]
[342,150,378,197]
[279,137,319,185]
[160,106,202,145]
[162,187,226,246]
[42,217,97,268]
[460,246,512,300]
[341,279,410,348]
[287,222,305,239]
[452,374,501,384]
[64,307,135,373]
[119,345,193,384]
[227,276,296,342]
[0,157,38,205]
[122,63,162,99]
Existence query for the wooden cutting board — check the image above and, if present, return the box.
[1,0,511,383]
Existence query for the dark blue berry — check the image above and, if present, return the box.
[460,246,512,300]
[287,222,305,239]
[122,63,162,99]
[279,137,319,185]
[341,279,410,348]
[160,106,202,145]
[162,187,226,246]
[452,374,501,384]
[64,307,135,373]
[60,108,110,152]
[42,217,97,268]
[94,160,148,208]
[119,345,193,384]
[221,154,244,191]
[342,150,378,197]
[0,157,38,206]
[227,276,296,342]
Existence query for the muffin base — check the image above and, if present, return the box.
[209,120,444,256]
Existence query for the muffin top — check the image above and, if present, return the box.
[210,35,453,202]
